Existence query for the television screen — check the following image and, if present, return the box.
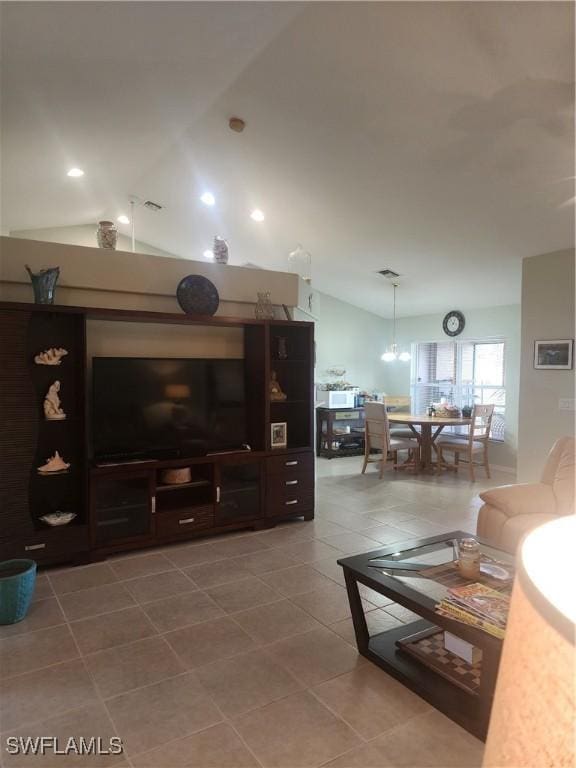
[93,358,246,461]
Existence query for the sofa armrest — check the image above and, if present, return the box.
[479,483,556,519]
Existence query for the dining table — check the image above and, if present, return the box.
[387,413,472,472]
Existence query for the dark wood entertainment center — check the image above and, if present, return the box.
[0,301,315,565]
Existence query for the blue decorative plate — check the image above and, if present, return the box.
[176,275,219,316]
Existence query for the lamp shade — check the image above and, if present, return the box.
[483,515,576,768]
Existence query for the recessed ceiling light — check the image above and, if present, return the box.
[117,215,130,224]
[250,209,265,222]
[200,192,216,206]
[67,167,84,178]
[203,249,214,259]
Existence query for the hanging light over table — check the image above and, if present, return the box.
[381,282,411,362]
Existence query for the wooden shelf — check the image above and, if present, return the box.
[156,480,211,492]
[0,301,314,330]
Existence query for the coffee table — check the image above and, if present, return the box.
[338,531,514,740]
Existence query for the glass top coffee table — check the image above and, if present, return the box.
[338,531,514,741]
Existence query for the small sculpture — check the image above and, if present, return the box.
[255,292,275,320]
[270,371,287,401]
[43,381,66,420]
[37,451,70,474]
[34,348,68,366]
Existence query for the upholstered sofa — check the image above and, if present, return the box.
[477,436,575,553]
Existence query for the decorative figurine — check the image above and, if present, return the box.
[277,336,288,360]
[34,348,68,366]
[213,236,229,264]
[269,371,287,401]
[43,381,66,420]
[25,265,60,304]
[40,511,76,527]
[255,292,275,320]
[37,451,70,475]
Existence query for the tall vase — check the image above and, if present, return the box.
[96,221,118,250]
[25,265,60,305]
[213,236,229,264]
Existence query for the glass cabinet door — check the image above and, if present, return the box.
[216,462,262,525]
[93,473,153,545]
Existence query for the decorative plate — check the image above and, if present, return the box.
[40,511,76,527]
[176,275,219,316]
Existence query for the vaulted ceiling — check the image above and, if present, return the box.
[1,1,573,317]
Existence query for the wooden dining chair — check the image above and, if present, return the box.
[361,402,419,478]
[436,404,495,481]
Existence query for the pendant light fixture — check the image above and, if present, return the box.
[381,282,411,362]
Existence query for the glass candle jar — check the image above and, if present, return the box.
[458,537,481,579]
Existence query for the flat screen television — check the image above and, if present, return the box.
[93,357,246,461]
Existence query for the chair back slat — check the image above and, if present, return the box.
[364,402,390,452]
[470,404,495,441]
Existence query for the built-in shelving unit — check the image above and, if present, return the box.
[0,301,315,564]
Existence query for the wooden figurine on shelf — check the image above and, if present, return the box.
[43,381,66,420]
[269,371,287,401]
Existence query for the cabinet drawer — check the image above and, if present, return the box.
[266,452,314,477]
[156,505,214,538]
[267,473,314,498]
[0,526,90,565]
[266,493,314,518]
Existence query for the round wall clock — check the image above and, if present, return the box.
[443,310,465,337]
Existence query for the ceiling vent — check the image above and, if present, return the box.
[143,200,163,212]
[378,269,400,279]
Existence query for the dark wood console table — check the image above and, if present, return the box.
[316,407,365,458]
[0,301,315,565]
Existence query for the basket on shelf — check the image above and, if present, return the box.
[0,559,36,625]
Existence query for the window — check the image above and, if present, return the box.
[411,340,506,441]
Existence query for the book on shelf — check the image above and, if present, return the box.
[435,582,510,640]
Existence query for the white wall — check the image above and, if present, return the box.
[518,249,575,481]
[313,291,389,394]
[381,305,521,470]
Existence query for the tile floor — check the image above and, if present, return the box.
[0,458,513,767]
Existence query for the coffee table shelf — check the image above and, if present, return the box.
[366,619,483,738]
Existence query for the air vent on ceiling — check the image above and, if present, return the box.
[378,269,400,279]
[143,200,163,211]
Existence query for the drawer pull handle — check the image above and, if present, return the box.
[25,543,46,551]
[151,496,156,515]
[179,517,196,525]
[285,499,299,506]
[285,480,299,486]
[285,461,299,466]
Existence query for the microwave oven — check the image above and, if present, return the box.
[316,389,356,409]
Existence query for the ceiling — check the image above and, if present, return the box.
[1,1,574,317]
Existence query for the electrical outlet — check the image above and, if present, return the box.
[559,398,575,411]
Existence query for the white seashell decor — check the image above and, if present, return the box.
[34,348,68,366]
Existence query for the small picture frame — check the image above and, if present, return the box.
[534,340,573,370]
[271,422,287,449]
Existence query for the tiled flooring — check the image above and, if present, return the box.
[0,458,513,767]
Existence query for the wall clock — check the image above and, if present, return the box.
[443,310,465,337]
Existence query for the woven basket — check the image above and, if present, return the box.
[0,559,36,625]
